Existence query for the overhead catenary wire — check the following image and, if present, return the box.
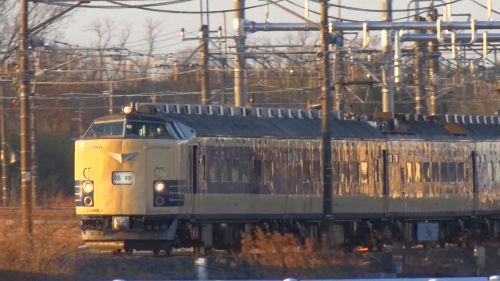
[37,0,284,13]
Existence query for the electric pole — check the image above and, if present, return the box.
[320,0,333,229]
[381,0,394,114]
[30,96,38,207]
[0,85,9,207]
[19,0,33,235]
[233,0,247,106]
[200,25,210,105]
[427,6,439,117]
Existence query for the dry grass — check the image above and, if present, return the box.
[0,217,81,276]
[239,227,348,269]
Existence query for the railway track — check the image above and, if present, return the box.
[0,207,75,218]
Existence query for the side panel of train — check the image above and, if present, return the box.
[475,141,500,212]
[386,140,475,217]
[188,137,390,221]
[189,137,323,220]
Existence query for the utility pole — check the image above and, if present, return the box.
[334,0,344,112]
[19,0,33,235]
[320,0,333,230]
[427,6,439,117]
[233,0,247,106]
[200,25,210,105]
[30,95,38,207]
[108,81,114,115]
[333,35,344,112]
[0,85,9,207]
[381,0,394,113]
[413,41,425,115]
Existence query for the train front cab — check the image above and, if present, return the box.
[74,112,195,252]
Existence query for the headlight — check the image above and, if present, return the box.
[83,196,93,207]
[82,181,94,194]
[154,181,167,193]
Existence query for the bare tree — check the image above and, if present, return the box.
[0,0,68,68]
[142,19,161,75]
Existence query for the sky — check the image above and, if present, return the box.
[52,0,500,56]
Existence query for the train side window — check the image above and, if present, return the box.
[406,162,413,183]
[360,162,368,184]
[253,159,262,183]
[465,164,471,182]
[350,162,359,184]
[303,160,312,183]
[264,160,272,183]
[414,162,422,182]
[488,162,494,182]
[495,162,500,182]
[340,162,349,183]
[241,160,249,183]
[209,159,219,183]
[400,167,406,183]
[448,162,457,183]
[422,162,431,182]
[332,161,339,183]
[431,162,440,182]
[440,163,448,182]
[231,159,240,182]
[312,161,321,182]
[221,160,230,182]
[457,162,465,182]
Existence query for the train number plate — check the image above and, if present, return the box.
[112,171,134,185]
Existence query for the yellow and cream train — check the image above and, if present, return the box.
[75,103,500,253]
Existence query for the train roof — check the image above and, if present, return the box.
[128,103,500,141]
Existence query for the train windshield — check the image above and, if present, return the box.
[124,119,180,139]
[83,120,124,138]
[82,117,184,139]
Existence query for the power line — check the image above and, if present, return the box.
[326,0,463,13]
[470,0,500,15]
[38,0,283,13]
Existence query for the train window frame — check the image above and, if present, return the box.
[83,119,124,138]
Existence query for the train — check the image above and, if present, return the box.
[74,103,500,254]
